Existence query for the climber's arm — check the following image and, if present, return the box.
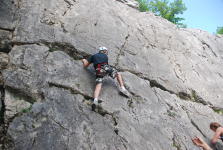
[192,137,213,150]
[81,59,91,68]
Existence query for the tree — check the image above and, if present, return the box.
[137,0,187,27]
[137,0,149,12]
[216,27,223,35]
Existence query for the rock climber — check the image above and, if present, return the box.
[192,122,223,150]
[81,46,130,110]
[210,122,223,144]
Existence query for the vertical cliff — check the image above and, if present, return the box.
[0,0,223,149]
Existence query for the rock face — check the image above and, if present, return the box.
[1,0,223,149]
[117,0,139,8]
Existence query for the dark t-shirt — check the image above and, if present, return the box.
[87,53,108,69]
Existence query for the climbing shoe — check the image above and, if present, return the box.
[93,99,98,105]
[119,88,131,98]
[90,99,102,104]
[92,104,96,111]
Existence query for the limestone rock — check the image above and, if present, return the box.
[0,30,12,53]
[4,88,32,121]
[1,0,223,149]
[0,0,18,30]
[3,44,50,102]
[0,91,2,116]
[117,0,139,8]
[0,52,9,70]
[10,0,223,109]
[0,86,4,150]
[7,87,126,150]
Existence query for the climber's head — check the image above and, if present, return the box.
[99,46,108,55]
[210,122,221,132]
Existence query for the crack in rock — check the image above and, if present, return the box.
[120,69,216,112]
[116,0,139,9]
[182,106,207,138]
[11,41,91,60]
[0,85,8,149]
[0,85,5,124]
[48,82,120,124]
[63,0,77,16]
[0,28,14,32]
[150,79,175,94]
[210,106,223,115]
[48,82,92,100]
[0,40,12,53]
[172,134,182,150]
[115,33,130,67]
[201,41,217,57]
[185,30,218,58]
[50,117,70,131]
[4,86,39,104]
[177,90,212,107]
[59,21,68,33]
[150,24,158,45]
[45,41,90,60]
[137,26,157,49]
[0,29,13,53]
[48,81,122,138]
[190,119,207,138]
[48,82,126,148]
[119,135,128,150]
[120,68,175,94]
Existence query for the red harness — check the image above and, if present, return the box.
[96,62,108,75]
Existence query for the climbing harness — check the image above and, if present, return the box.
[96,62,108,77]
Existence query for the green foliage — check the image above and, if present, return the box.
[148,0,187,26]
[21,105,32,113]
[49,47,57,52]
[172,142,181,150]
[137,0,187,27]
[137,0,149,12]
[216,27,223,35]
[213,108,223,115]
[167,110,177,117]
[148,0,170,17]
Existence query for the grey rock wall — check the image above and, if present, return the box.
[0,0,223,149]
[116,0,139,8]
